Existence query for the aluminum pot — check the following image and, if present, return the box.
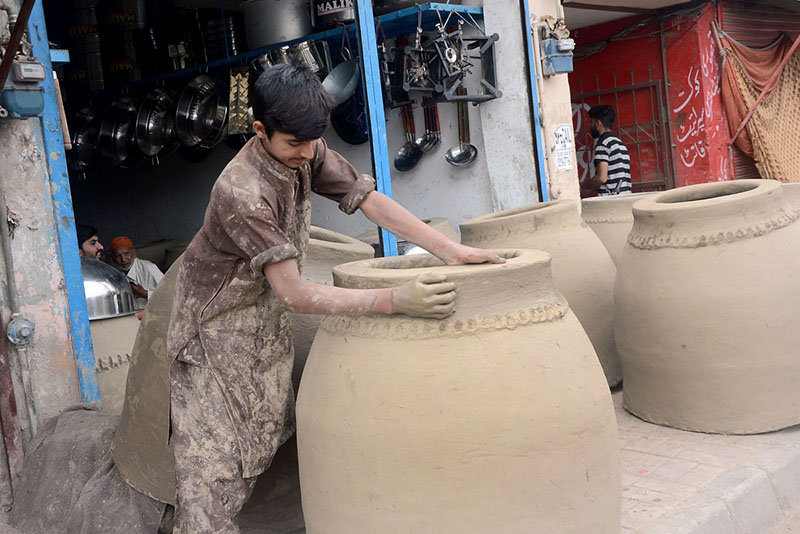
[311,0,354,30]
[98,96,145,167]
[69,108,102,172]
[241,0,313,49]
[81,258,136,320]
[136,88,179,156]
[176,75,228,149]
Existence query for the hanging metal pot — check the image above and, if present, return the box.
[241,0,313,49]
[68,107,102,173]
[331,80,368,145]
[322,54,360,107]
[135,88,179,157]
[176,75,229,149]
[311,0,354,30]
[98,96,145,167]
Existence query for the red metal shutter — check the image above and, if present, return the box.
[720,2,800,179]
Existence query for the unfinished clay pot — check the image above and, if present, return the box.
[617,180,800,434]
[111,256,182,504]
[297,250,621,534]
[291,226,374,390]
[91,314,139,415]
[581,192,655,267]
[460,200,621,387]
[783,183,800,212]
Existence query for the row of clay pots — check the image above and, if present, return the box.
[582,183,800,268]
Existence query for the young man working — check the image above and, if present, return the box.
[582,104,632,196]
[167,63,502,533]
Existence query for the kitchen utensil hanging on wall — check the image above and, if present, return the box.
[322,32,359,107]
[241,0,313,49]
[69,107,102,175]
[445,87,477,167]
[331,81,368,145]
[176,74,229,149]
[99,96,146,168]
[135,87,179,160]
[394,104,423,171]
[412,101,440,153]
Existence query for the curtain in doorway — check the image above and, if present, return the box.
[720,33,800,182]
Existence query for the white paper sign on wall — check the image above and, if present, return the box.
[554,124,574,171]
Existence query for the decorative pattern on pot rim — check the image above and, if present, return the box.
[320,299,569,340]
[627,181,799,250]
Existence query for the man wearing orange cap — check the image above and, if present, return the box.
[110,236,164,309]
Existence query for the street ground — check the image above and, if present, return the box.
[770,504,800,533]
[616,391,800,534]
[3,390,800,533]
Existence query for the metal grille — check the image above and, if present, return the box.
[572,68,672,192]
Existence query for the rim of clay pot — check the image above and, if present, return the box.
[332,249,565,320]
[459,200,580,240]
[309,226,374,255]
[582,192,656,223]
[628,180,798,249]
[635,180,776,215]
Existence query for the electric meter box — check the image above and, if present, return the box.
[541,37,575,76]
[1,61,46,119]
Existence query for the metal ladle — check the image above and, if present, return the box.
[445,87,477,167]
[394,104,423,171]
[413,102,441,152]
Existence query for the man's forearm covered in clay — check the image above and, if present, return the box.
[265,260,457,319]
[359,191,502,265]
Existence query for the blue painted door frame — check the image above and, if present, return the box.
[353,0,399,257]
[28,2,101,405]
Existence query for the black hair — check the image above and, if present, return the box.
[76,224,98,248]
[251,63,333,141]
[588,105,615,129]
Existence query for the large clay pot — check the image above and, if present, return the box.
[90,314,139,415]
[783,183,800,212]
[581,192,655,267]
[616,180,800,434]
[111,256,183,504]
[460,200,621,387]
[296,250,621,534]
[291,226,374,390]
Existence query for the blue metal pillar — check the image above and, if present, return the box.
[520,0,550,202]
[353,0,398,257]
[28,2,101,404]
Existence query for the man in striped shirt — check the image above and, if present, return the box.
[582,105,632,196]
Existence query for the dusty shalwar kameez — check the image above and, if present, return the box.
[166,136,375,534]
